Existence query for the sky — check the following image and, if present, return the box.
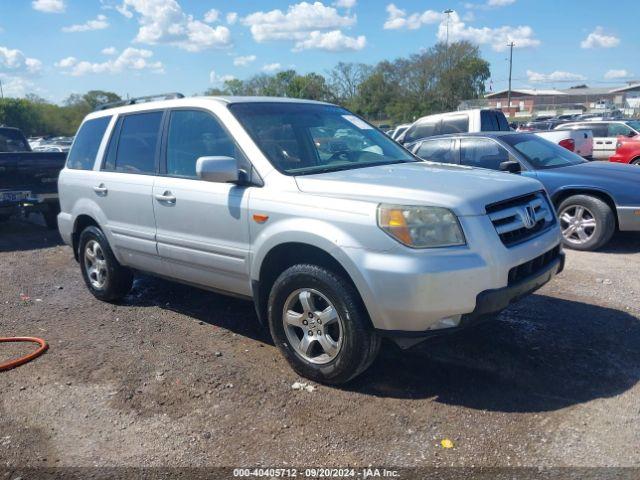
[0,0,638,103]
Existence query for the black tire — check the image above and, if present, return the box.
[558,195,615,251]
[631,157,640,166]
[43,206,59,230]
[268,264,380,385]
[78,225,133,302]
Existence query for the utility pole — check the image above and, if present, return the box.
[0,78,4,100]
[443,9,454,47]
[507,42,515,115]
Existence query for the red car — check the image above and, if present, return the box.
[610,137,640,165]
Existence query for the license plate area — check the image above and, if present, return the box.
[0,191,31,203]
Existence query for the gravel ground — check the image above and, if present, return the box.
[1,217,639,471]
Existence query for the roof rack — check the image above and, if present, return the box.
[95,92,185,111]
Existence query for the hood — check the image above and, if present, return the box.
[555,161,640,184]
[295,162,544,216]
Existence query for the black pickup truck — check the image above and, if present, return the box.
[0,127,67,229]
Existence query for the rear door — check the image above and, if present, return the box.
[152,108,252,296]
[93,110,164,272]
[587,123,611,159]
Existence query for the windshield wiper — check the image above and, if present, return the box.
[294,159,412,176]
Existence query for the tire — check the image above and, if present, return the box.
[267,264,380,385]
[631,158,640,166]
[78,226,133,302]
[558,195,615,251]
[43,207,59,230]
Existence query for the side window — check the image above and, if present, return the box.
[166,110,237,178]
[589,123,609,137]
[416,139,457,164]
[66,116,111,170]
[108,111,163,174]
[440,115,469,134]
[404,121,440,143]
[460,138,510,170]
[608,123,632,137]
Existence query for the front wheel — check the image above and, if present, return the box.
[78,226,133,302]
[558,195,615,251]
[268,264,380,385]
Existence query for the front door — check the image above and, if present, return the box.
[152,109,252,297]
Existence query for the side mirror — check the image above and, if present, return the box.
[499,160,521,174]
[196,156,239,183]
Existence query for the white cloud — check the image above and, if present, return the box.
[226,12,238,25]
[204,9,220,24]
[333,0,357,8]
[580,27,620,49]
[604,69,633,80]
[101,46,118,55]
[62,14,109,32]
[526,70,586,83]
[0,74,37,97]
[116,0,232,52]
[487,0,515,6]
[242,2,364,52]
[55,47,164,76]
[262,62,282,73]
[233,55,257,67]
[437,11,539,51]
[209,70,235,86]
[32,0,65,13]
[0,46,42,74]
[294,30,366,51]
[383,4,441,30]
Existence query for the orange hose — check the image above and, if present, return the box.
[0,337,48,371]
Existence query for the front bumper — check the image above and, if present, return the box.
[617,206,640,231]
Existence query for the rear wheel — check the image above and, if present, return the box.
[268,264,380,385]
[78,226,133,302]
[558,195,615,251]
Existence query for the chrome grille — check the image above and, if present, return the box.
[486,192,555,247]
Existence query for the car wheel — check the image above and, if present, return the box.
[631,158,640,166]
[268,264,380,385]
[558,195,615,251]
[43,206,59,230]
[78,225,133,302]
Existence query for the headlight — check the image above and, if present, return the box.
[377,204,466,248]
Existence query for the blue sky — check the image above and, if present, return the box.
[0,0,638,103]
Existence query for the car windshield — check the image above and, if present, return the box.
[626,120,640,132]
[501,133,587,169]
[229,102,415,175]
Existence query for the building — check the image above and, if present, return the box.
[460,82,640,119]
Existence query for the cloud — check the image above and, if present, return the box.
[262,63,282,73]
[293,30,366,51]
[233,55,257,67]
[55,47,164,76]
[333,0,357,7]
[383,4,441,30]
[526,70,586,83]
[209,70,235,86]
[116,0,232,51]
[62,15,109,32]
[0,74,38,97]
[604,69,633,80]
[0,46,42,74]
[226,12,238,25]
[487,0,515,6]
[242,2,364,52]
[204,9,219,24]
[580,27,620,49]
[32,0,65,13]
[437,11,539,51]
[101,46,118,55]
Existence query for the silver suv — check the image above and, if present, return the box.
[58,95,564,384]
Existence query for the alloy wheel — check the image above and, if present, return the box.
[559,205,597,245]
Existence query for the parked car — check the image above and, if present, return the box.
[397,109,511,145]
[534,129,593,159]
[0,127,67,227]
[408,132,640,251]
[517,120,567,131]
[57,95,564,384]
[559,120,640,159]
[610,137,640,166]
[390,123,411,141]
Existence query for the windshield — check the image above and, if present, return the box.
[501,133,587,169]
[0,128,30,152]
[228,103,415,175]
[626,120,640,132]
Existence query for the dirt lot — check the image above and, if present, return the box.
[1,217,639,470]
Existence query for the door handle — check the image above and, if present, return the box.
[93,184,108,195]
[155,191,176,204]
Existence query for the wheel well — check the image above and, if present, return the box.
[631,157,640,165]
[254,243,368,326]
[72,215,100,261]
[552,189,618,229]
